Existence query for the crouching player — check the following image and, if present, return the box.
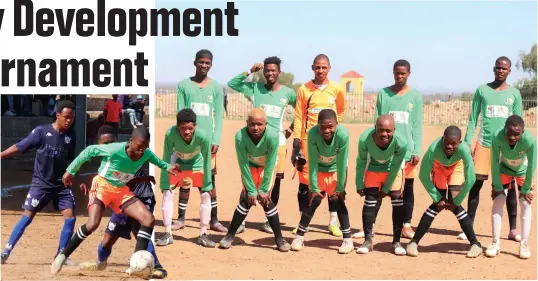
[486,115,535,259]
[218,109,290,252]
[406,126,482,258]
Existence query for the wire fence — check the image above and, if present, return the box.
[156,88,537,128]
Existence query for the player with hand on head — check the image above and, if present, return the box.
[406,126,482,258]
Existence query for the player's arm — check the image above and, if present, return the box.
[411,95,423,157]
[452,145,476,206]
[307,130,320,192]
[147,150,173,171]
[521,140,536,195]
[235,132,257,196]
[212,86,225,146]
[292,87,305,140]
[1,127,42,159]
[66,144,113,175]
[259,136,278,194]
[227,72,256,98]
[514,90,523,116]
[200,133,214,192]
[464,88,481,145]
[382,141,407,194]
[335,130,349,193]
[176,82,186,111]
[418,148,443,203]
[159,130,173,191]
[490,135,504,192]
[335,86,346,122]
[374,90,382,121]
[127,169,155,188]
[355,137,368,192]
[284,89,297,138]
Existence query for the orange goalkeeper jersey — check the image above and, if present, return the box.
[293,80,346,140]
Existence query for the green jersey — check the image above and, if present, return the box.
[160,126,213,192]
[307,125,349,193]
[177,78,224,146]
[375,87,423,161]
[419,137,475,206]
[235,127,279,196]
[356,128,408,193]
[67,142,170,187]
[228,73,297,146]
[491,129,536,194]
[464,84,522,147]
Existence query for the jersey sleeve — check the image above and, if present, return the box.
[382,140,407,194]
[375,90,383,121]
[159,129,173,191]
[335,86,346,122]
[227,73,256,98]
[66,144,112,175]
[464,88,481,144]
[490,134,504,192]
[335,130,349,193]
[259,135,278,194]
[200,133,214,192]
[355,135,368,191]
[16,127,42,154]
[293,87,306,139]
[453,145,476,206]
[514,90,523,116]
[307,130,320,192]
[212,85,225,146]
[288,88,297,108]
[235,132,257,196]
[147,150,172,171]
[418,146,443,203]
[521,139,536,194]
[411,94,423,155]
[176,82,187,111]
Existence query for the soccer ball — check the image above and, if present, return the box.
[129,250,155,279]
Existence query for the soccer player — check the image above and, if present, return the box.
[0,101,76,265]
[218,109,290,252]
[290,109,353,254]
[462,56,523,241]
[77,125,168,279]
[355,59,423,239]
[406,126,482,258]
[227,56,296,234]
[156,109,217,248]
[175,49,227,233]
[50,127,179,275]
[291,54,346,236]
[485,115,535,259]
[103,94,122,131]
[356,115,407,255]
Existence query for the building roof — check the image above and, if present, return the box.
[340,70,364,78]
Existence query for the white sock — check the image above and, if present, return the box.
[519,196,532,243]
[200,192,211,236]
[162,189,175,234]
[165,225,172,234]
[492,193,506,245]
[330,212,338,225]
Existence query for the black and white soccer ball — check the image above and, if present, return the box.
[129,250,155,279]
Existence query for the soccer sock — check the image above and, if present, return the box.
[362,191,378,240]
[373,196,382,224]
[210,189,219,223]
[391,192,404,243]
[162,190,174,234]
[297,183,309,213]
[334,197,351,238]
[3,215,33,254]
[403,179,415,225]
[492,193,506,245]
[226,194,251,236]
[328,198,338,225]
[297,196,322,236]
[411,204,439,244]
[200,192,211,236]
[211,174,216,189]
[178,188,190,221]
[135,225,154,252]
[97,242,112,263]
[519,196,532,243]
[263,202,283,241]
[506,184,518,231]
[146,240,161,267]
[62,224,92,258]
[271,178,282,206]
[467,180,484,225]
[453,205,480,246]
[57,217,76,254]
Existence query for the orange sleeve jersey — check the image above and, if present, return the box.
[293,80,346,140]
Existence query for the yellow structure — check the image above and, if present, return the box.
[339,70,364,98]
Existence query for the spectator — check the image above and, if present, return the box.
[86,114,105,145]
[103,94,122,130]
[223,87,229,117]
[118,94,142,128]
[128,95,146,126]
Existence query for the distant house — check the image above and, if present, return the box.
[340,70,364,100]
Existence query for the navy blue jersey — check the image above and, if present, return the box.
[16,124,76,190]
[130,168,154,198]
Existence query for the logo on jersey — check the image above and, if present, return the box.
[518,151,525,156]
[505,98,514,105]
[65,136,71,144]
[408,103,414,111]
[280,98,288,105]
[108,222,116,231]
[206,95,214,103]
[335,148,340,153]
[31,198,40,207]
[328,96,336,105]
[46,132,53,137]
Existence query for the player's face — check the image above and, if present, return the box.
[312,58,330,82]
[264,64,280,84]
[319,118,337,142]
[505,125,523,146]
[494,60,511,81]
[98,134,116,145]
[178,122,196,142]
[393,66,410,86]
[375,124,394,146]
[195,57,212,76]
[56,108,75,131]
[442,135,461,156]
[247,116,266,139]
[112,94,119,100]
[128,137,149,160]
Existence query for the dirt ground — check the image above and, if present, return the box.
[1,119,537,280]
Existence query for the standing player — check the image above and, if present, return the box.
[462,56,523,241]
[485,115,535,259]
[0,101,76,265]
[291,54,346,236]
[406,126,482,258]
[175,49,227,233]
[77,125,168,279]
[290,109,353,254]
[227,57,296,233]
[218,109,290,252]
[51,127,179,275]
[356,115,407,255]
[156,109,217,248]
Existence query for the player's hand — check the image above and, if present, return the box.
[309,192,322,206]
[250,63,264,74]
[445,200,457,212]
[168,163,181,176]
[379,190,389,199]
[291,139,301,166]
[491,189,505,200]
[62,172,73,187]
[284,129,292,139]
[79,183,88,196]
[521,192,533,204]
[410,155,420,166]
[258,192,271,207]
[211,144,219,154]
[357,189,365,197]
[248,195,258,207]
[469,144,475,157]
[436,199,448,211]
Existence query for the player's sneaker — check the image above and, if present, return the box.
[156,232,173,246]
[152,265,168,279]
[406,242,419,257]
[508,229,522,242]
[210,221,228,233]
[457,232,467,240]
[466,244,482,258]
[236,222,246,234]
[262,220,274,234]
[50,253,67,275]
[291,226,309,235]
[171,219,185,231]
[353,224,376,238]
[275,238,291,252]
[290,236,304,251]
[79,261,107,271]
[197,234,216,248]
[218,234,235,249]
[1,252,9,264]
[485,242,500,258]
[329,223,343,237]
[392,242,406,256]
[356,239,373,254]
[519,241,531,259]
[401,223,415,239]
[338,238,354,254]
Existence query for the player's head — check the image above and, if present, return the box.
[246,108,267,139]
[129,127,151,160]
[263,56,282,85]
[442,126,462,156]
[176,108,197,142]
[504,115,525,146]
[312,54,331,82]
[97,125,118,145]
[393,59,411,86]
[194,49,213,76]
[55,100,75,132]
[494,56,511,82]
[112,94,119,101]
[374,115,395,146]
[318,109,337,142]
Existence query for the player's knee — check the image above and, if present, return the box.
[389,190,402,201]
[311,195,323,208]
[85,219,100,232]
[23,209,37,219]
[102,234,115,248]
[140,214,155,228]
[364,189,379,201]
[298,183,309,194]
[452,205,465,215]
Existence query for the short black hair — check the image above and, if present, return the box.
[195,49,213,61]
[394,59,411,72]
[56,100,75,113]
[97,125,117,138]
[443,125,462,139]
[176,108,197,125]
[313,54,330,65]
[264,56,282,71]
[496,56,512,67]
[132,127,150,141]
[506,114,524,128]
[318,109,337,123]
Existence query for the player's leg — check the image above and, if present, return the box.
[389,188,406,256]
[327,195,342,237]
[172,187,189,230]
[122,198,155,253]
[506,180,521,242]
[517,177,532,259]
[261,198,290,252]
[448,186,482,258]
[197,190,216,248]
[463,143,490,240]
[402,174,416,239]
[290,193,323,251]
[357,187,379,254]
[219,191,252,249]
[157,188,175,246]
[55,188,77,260]
[485,181,509,257]
[209,153,228,233]
[331,192,353,254]
[261,145,287,234]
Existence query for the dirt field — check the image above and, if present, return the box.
[1,119,537,280]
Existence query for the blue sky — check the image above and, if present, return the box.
[156,1,537,93]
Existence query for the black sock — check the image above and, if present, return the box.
[271,178,282,206]
[373,195,382,224]
[263,202,283,241]
[178,188,190,220]
[297,196,322,236]
[506,183,518,230]
[403,179,415,224]
[211,174,216,189]
[328,196,337,213]
[390,192,404,243]
[362,190,378,240]
[453,205,480,246]
[62,225,92,258]
[297,183,309,213]
[411,203,439,244]
[210,194,219,223]
[226,193,251,236]
[467,180,484,226]
[136,225,154,252]
[334,197,351,238]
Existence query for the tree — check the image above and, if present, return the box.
[459,91,474,101]
[251,71,302,92]
[514,44,537,109]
